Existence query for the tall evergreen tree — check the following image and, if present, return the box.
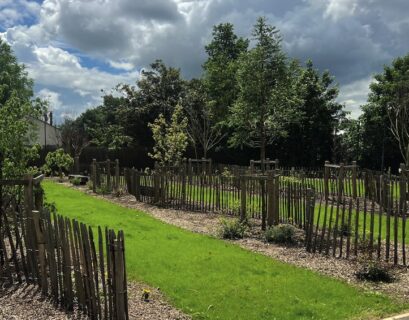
[203,23,248,123]
[228,17,301,166]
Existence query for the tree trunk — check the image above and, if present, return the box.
[406,143,409,167]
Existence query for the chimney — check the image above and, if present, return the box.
[49,111,53,126]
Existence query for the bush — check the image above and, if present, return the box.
[71,177,82,186]
[355,260,394,283]
[338,222,351,237]
[43,149,74,178]
[265,224,297,244]
[96,184,111,195]
[219,218,246,239]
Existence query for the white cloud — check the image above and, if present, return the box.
[2,0,409,121]
[37,88,62,110]
[338,76,373,118]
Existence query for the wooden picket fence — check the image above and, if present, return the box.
[0,175,128,319]
[89,159,409,266]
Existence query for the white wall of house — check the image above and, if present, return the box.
[28,117,61,147]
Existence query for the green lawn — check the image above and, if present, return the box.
[43,180,408,320]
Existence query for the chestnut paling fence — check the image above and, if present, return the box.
[0,175,128,320]
[89,159,409,266]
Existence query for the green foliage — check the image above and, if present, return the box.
[265,224,297,244]
[96,184,111,195]
[229,17,302,160]
[89,124,131,151]
[355,260,394,283]
[71,177,82,186]
[218,218,246,239]
[203,23,248,123]
[367,54,409,165]
[182,79,225,158]
[0,39,43,178]
[284,60,345,166]
[44,148,74,176]
[148,104,188,168]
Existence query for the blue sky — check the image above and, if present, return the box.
[1,0,409,123]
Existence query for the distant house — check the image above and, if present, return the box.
[28,112,61,148]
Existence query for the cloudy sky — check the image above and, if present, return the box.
[1,0,409,122]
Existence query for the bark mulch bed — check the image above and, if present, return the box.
[0,281,190,320]
[66,182,409,302]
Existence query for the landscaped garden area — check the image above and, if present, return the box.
[43,180,409,320]
[2,4,409,319]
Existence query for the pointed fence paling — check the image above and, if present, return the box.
[0,176,128,319]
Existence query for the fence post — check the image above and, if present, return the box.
[240,176,247,222]
[107,159,111,192]
[129,168,135,196]
[324,161,329,200]
[92,159,97,193]
[113,235,127,320]
[305,188,315,252]
[273,175,280,225]
[400,163,407,203]
[250,160,254,173]
[267,173,274,227]
[115,159,120,193]
[135,170,141,201]
[338,163,345,200]
[153,173,160,203]
[352,161,357,199]
[74,156,80,174]
[275,159,279,171]
[33,210,48,294]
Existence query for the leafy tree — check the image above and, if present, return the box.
[43,148,74,179]
[203,23,248,123]
[228,17,301,167]
[283,60,345,166]
[0,39,42,179]
[117,60,186,148]
[182,79,225,158]
[89,124,132,151]
[337,118,364,163]
[60,118,90,157]
[368,54,409,166]
[358,102,400,170]
[148,105,188,168]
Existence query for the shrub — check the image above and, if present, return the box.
[265,224,297,244]
[87,180,93,190]
[219,218,246,239]
[71,177,82,186]
[96,184,111,195]
[43,149,74,179]
[338,222,351,237]
[355,260,394,283]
